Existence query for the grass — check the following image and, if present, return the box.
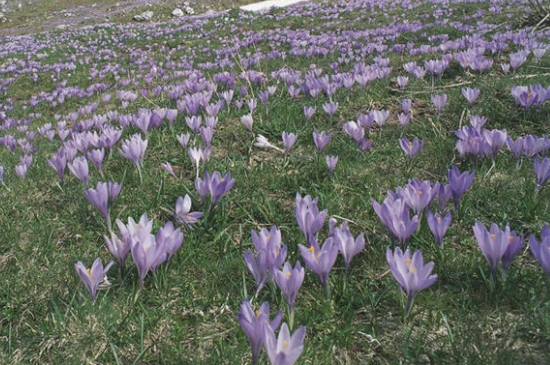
[1,0,550,363]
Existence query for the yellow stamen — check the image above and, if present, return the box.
[285,272,291,279]
[283,340,289,350]
[87,268,93,277]
[309,246,315,255]
[436,216,441,222]
[408,141,413,149]
[255,310,260,318]
[416,190,422,195]
[490,233,496,240]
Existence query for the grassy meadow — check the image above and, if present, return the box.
[1,0,550,363]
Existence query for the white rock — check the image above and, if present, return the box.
[172,8,184,17]
[133,10,153,21]
[184,6,194,15]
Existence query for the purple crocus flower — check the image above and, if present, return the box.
[399,136,425,162]
[199,126,214,148]
[397,76,409,89]
[312,130,332,154]
[238,300,282,365]
[461,87,480,107]
[482,129,507,161]
[447,165,475,213]
[506,136,524,166]
[263,323,306,365]
[131,230,165,289]
[87,148,105,174]
[373,109,389,129]
[322,102,339,118]
[208,170,235,207]
[427,210,452,247]
[502,231,524,276]
[399,179,435,215]
[294,193,327,241]
[299,236,339,288]
[75,258,113,302]
[386,246,437,315]
[325,155,338,176]
[331,221,365,278]
[177,133,191,150]
[84,181,110,222]
[244,226,287,296]
[282,132,298,158]
[472,221,510,282]
[118,133,148,180]
[530,225,550,277]
[67,155,89,186]
[534,155,550,192]
[46,150,67,183]
[431,93,447,115]
[241,114,253,133]
[273,261,305,312]
[155,221,184,262]
[104,232,131,275]
[372,197,418,247]
[304,106,316,122]
[172,195,203,228]
[397,112,411,129]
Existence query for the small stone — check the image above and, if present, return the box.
[133,10,153,21]
[184,6,194,15]
[172,8,184,17]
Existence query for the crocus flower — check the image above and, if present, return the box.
[530,225,550,277]
[241,114,253,133]
[238,300,282,365]
[160,162,177,178]
[502,231,524,277]
[427,210,452,247]
[299,236,339,288]
[431,93,447,116]
[448,165,475,213]
[472,221,510,282]
[294,193,327,241]
[118,133,148,181]
[172,195,203,228]
[263,323,306,365]
[331,221,365,278]
[208,170,235,207]
[131,231,165,289]
[155,221,184,262]
[399,179,435,215]
[325,155,338,176]
[534,155,550,192]
[46,150,67,183]
[322,102,338,117]
[482,129,507,161]
[84,181,110,222]
[244,226,287,296]
[255,135,284,152]
[303,106,316,122]
[282,132,298,158]
[386,246,437,315]
[75,258,113,302]
[104,232,130,275]
[399,136,425,163]
[273,261,305,312]
[67,155,89,186]
[461,87,480,107]
[312,130,332,154]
